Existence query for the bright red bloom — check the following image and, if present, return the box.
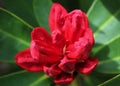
[15,3,98,84]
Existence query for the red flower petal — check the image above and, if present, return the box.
[58,56,76,73]
[49,3,67,32]
[31,27,52,43]
[15,49,43,72]
[43,64,62,77]
[77,58,98,74]
[84,28,94,46]
[63,10,88,43]
[67,38,91,61]
[30,40,61,65]
[66,28,94,61]
[54,72,74,84]
[52,29,66,51]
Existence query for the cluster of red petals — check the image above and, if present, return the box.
[15,3,98,84]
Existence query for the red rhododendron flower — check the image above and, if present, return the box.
[15,3,98,84]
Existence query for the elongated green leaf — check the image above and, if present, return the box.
[0,71,52,86]
[88,0,120,73]
[33,0,52,31]
[0,8,32,63]
[98,74,120,86]
[3,0,38,26]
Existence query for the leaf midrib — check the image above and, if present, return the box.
[0,29,29,46]
[0,7,34,29]
[94,35,120,55]
[0,70,26,79]
[94,8,120,37]
[0,70,49,86]
[98,73,120,86]
[29,74,49,86]
[0,7,34,47]
[99,56,120,65]
[87,0,98,16]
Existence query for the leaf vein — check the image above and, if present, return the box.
[99,56,120,65]
[87,0,98,16]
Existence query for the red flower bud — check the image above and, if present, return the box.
[15,3,98,84]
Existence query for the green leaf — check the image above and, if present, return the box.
[79,0,94,12]
[0,7,32,63]
[69,76,82,86]
[88,0,120,73]
[98,74,120,86]
[0,71,52,86]
[82,76,99,86]
[3,0,38,27]
[33,0,52,31]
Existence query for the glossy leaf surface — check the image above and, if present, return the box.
[88,0,120,74]
[0,8,32,62]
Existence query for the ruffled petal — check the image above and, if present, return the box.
[77,58,98,74]
[30,40,61,65]
[67,38,91,61]
[43,64,62,77]
[54,72,74,84]
[58,56,76,73]
[63,10,88,43]
[31,27,52,43]
[49,3,67,32]
[15,49,43,72]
